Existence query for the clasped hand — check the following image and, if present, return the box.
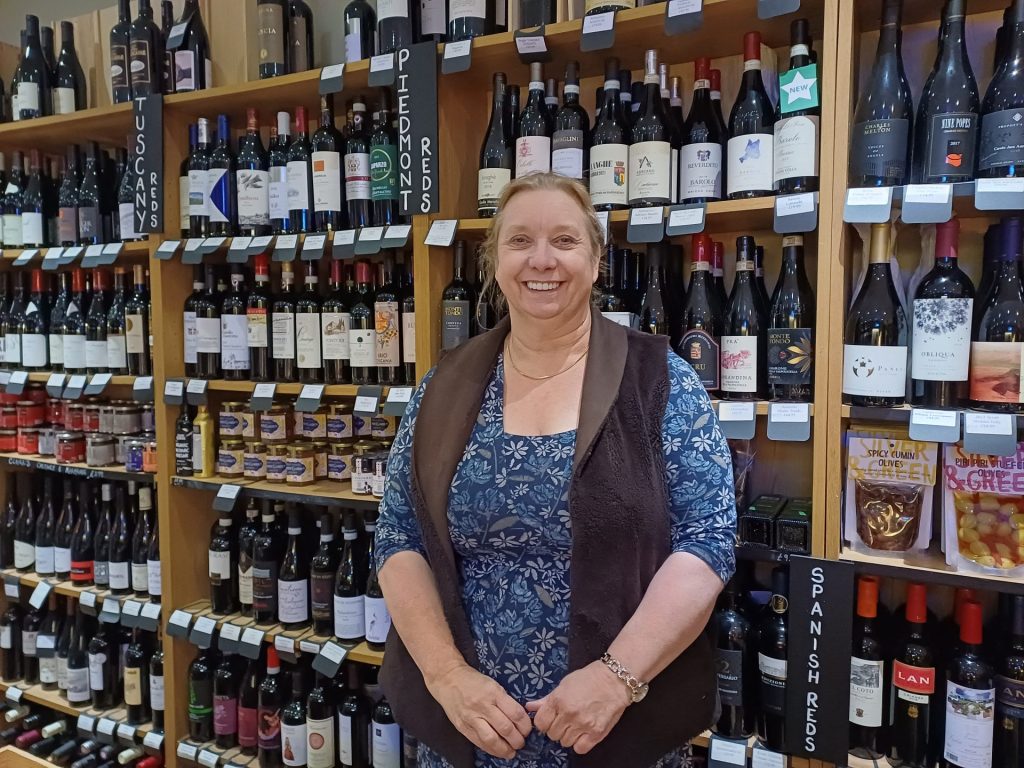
[429,661,630,759]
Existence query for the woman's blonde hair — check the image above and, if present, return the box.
[476,173,605,320]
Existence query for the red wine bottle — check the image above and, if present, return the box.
[727,32,775,199]
[722,236,767,400]
[629,50,671,207]
[676,234,722,394]
[478,72,513,218]
[942,601,995,768]
[711,576,753,739]
[257,646,283,768]
[774,18,819,194]
[680,57,724,205]
[979,0,1024,178]
[516,63,553,179]
[755,567,788,752]
[768,235,815,402]
[995,594,1024,767]
[849,576,888,758]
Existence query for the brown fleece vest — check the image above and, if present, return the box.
[380,309,715,768]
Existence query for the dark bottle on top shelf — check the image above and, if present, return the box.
[346,99,373,229]
[629,50,671,208]
[129,0,165,98]
[53,21,85,115]
[680,57,724,205]
[590,58,631,212]
[774,18,819,194]
[995,593,1024,767]
[343,0,376,63]
[727,31,775,199]
[311,95,345,234]
[377,0,413,54]
[173,0,211,93]
[519,0,555,28]
[712,576,753,739]
[551,61,590,183]
[189,117,213,238]
[41,25,56,83]
[913,0,980,184]
[161,0,175,93]
[58,145,80,247]
[849,576,888,759]
[258,0,289,78]
[943,601,995,768]
[768,235,815,402]
[248,254,273,382]
[110,0,133,103]
[979,0,1024,178]
[478,72,513,218]
[756,566,789,753]
[16,15,52,120]
[272,262,298,382]
[722,236,767,401]
[237,108,271,237]
[21,150,45,248]
[288,0,315,74]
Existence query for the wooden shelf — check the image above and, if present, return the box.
[0,680,160,740]
[24,373,138,387]
[0,745,52,767]
[839,547,1024,595]
[854,0,1009,30]
[170,475,380,509]
[204,380,372,398]
[0,454,155,484]
[0,104,133,154]
[174,739,256,767]
[0,567,160,608]
[0,241,151,264]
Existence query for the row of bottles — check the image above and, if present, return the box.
[0,707,161,766]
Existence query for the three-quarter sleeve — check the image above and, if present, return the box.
[662,351,737,584]
[375,370,435,570]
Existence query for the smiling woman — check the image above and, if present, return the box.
[374,172,737,768]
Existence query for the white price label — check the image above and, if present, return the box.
[186,378,207,395]
[904,183,952,205]
[846,187,891,206]
[102,243,122,255]
[229,237,252,252]
[303,234,327,252]
[117,724,135,740]
[141,602,161,620]
[64,246,84,260]
[334,229,357,246]
[133,377,153,395]
[319,641,348,664]
[253,383,276,400]
[582,10,615,33]
[976,178,1024,194]
[299,384,325,403]
[169,609,193,629]
[250,235,275,251]
[274,635,296,654]
[443,40,471,60]
[5,688,22,704]
[65,374,87,391]
[515,35,547,54]
[216,484,242,503]
[79,590,96,608]
[37,634,55,650]
[89,372,112,390]
[775,193,815,216]
[667,207,704,228]
[769,402,810,423]
[169,22,188,40]
[384,224,411,241]
[202,237,226,250]
[77,714,96,733]
[193,616,218,636]
[321,63,345,81]
[86,245,105,258]
[594,210,610,236]
[143,732,164,750]
[29,583,51,609]
[359,226,385,242]
[629,207,663,226]
[751,745,787,768]
[964,411,1014,436]
[370,53,395,72]
[386,387,413,403]
[299,639,320,654]
[667,0,701,14]
[718,401,756,421]
[709,736,748,765]
[220,623,242,642]
[424,219,458,246]
[911,408,959,428]
[157,240,180,255]
[47,373,65,390]
[354,395,378,412]
[97,719,116,737]
[198,750,220,768]
[164,380,185,398]
[184,238,205,252]
[276,234,299,250]
[7,371,27,387]
[241,627,264,647]
[121,600,142,617]
[177,743,199,761]
[101,597,120,616]
[3,581,19,599]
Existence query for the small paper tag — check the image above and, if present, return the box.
[253,383,276,401]
[769,402,809,423]
[198,750,220,768]
[709,735,748,765]
[778,63,819,113]
[165,380,185,398]
[187,379,207,395]
[241,627,265,646]
[193,615,218,636]
[977,178,1024,194]
[299,384,324,403]
[386,387,414,404]
[320,641,348,664]
[230,237,252,252]
[143,732,164,750]
[668,0,701,15]
[121,600,142,617]
[177,743,199,761]
[157,240,180,256]
[220,623,242,642]
[629,207,663,226]
[117,724,135,741]
[169,609,193,628]
[904,183,952,205]
[185,238,205,252]
[718,401,756,421]
[911,408,959,428]
[216,484,242,503]
[79,590,97,608]
[354,395,378,413]
[277,234,299,250]
[515,35,547,54]
[359,226,385,242]
[668,207,703,228]
[101,597,121,617]
[583,10,615,33]
[97,718,116,737]
[424,219,458,246]
[202,237,226,251]
[29,582,51,609]
[274,635,296,654]
[77,714,96,734]
[321,63,345,81]
[384,224,411,242]
[141,602,161,620]
[776,193,815,216]
[444,40,471,59]
[251,235,275,252]
[846,187,890,206]
[334,230,357,246]
[299,639,321,654]
[303,234,327,252]
[3,581,19,599]
[370,53,395,72]
[37,634,55,650]
[964,412,1014,435]
[5,688,22,704]
[751,745,786,768]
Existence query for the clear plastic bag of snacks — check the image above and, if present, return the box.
[845,431,938,555]
[943,443,1024,577]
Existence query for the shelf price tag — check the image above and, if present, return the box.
[514,26,549,64]
[249,235,275,256]
[299,639,321,654]
[5,370,27,396]
[301,234,327,261]
[155,240,181,260]
[843,186,893,224]
[177,742,200,762]
[239,627,266,659]
[424,219,458,247]
[750,743,787,768]
[901,183,953,224]
[442,39,472,74]
[132,376,154,403]
[354,387,382,416]
[909,408,961,443]
[296,384,325,412]
[13,249,38,267]
[186,377,209,405]
[581,10,616,51]
[312,640,349,678]
[201,237,227,255]
[963,411,1017,457]
[3,575,20,599]
[120,599,142,629]
[319,63,345,94]
[117,724,136,742]
[708,734,748,767]
[273,234,299,262]
[190,615,218,648]
[383,386,414,416]
[251,382,277,411]
[369,52,396,86]
[218,622,242,654]
[182,238,205,264]
[164,378,185,405]
[332,229,357,259]
[78,590,97,614]
[665,204,705,236]
[355,226,386,255]
[96,718,117,743]
[166,608,194,639]
[139,601,161,631]
[594,210,610,243]
[36,633,56,657]
[716,401,757,440]
[382,224,412,248]
[274,634,299,662]
[626,207,665,244]
[975,177,1024,210]
[665,0,702,35]
[227,236,252,263]
[42,248,64,271]
[63,374,87,400]
[213,484,243,513]
[767,402,811,442]
[28,582,52,610]
[198,749,220,768]
[45,373,67,398]
[143,732,164,751]
[774,193,818,234]
[84,372,112,396]
[100,597,121,623]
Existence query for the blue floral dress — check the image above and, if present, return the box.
[376,350,736,768]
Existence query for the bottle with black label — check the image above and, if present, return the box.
[441,242,475,352]
[979,0,1024,178]
[768,235,815,402]
[756,566,788,753]
[252,509,281,625]
[310,515,338,636]
[16,15,52,120]
[288,0,315,73]
[110,0,133,103]
[349,260,377,385]
[712,576,753,739]
[258,0,288,77]
[129,0,164,98]
[676,234,722,396]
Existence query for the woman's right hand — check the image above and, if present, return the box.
[426,662,533,759]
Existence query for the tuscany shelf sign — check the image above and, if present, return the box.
[133,94,164,233]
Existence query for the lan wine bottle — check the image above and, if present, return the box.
[889,583,937,768]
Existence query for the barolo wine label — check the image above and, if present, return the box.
[767,328,813,385]
[377,0,408,20]
[515,136,552,178]
[207,168,231,223]
[296,313,322,368]
[552,130,585,180]
[375,301,401,367]
[978,109,1024,172]
[247,308,269,348]
[402,311,416,363]
[589,144,629,207]
[344,152,372,201]
[757,652,787,715]
[321,312,350,360]
[450,0,487,20]
[278,577,310,623]
[370,145,399,202]
[349,328,377,367]
[477,168,512,211]
[271,312,296,359]
[269,166,289,220]
[628,141,671,203]
[680,329,720,390]
[721,336,758,392]
[727,134,774,195]
[311,151,343,212]
[943,681,994,768]
[925,113,978,179]
[237,169,271,226]
[911,297,971,381]
[119,203,137,240]
[773,115,818,184]
[842,344,907,397]
[189,170,209,216]
[849,656,884,727]
[306,717,334,768]
[287,161,311,210]
[441,300,471,351]
[679,143,722,201]
[714,648,743,706]
[970,341,1024,403]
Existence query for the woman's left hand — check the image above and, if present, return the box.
[525,660,632,755]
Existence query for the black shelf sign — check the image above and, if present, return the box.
[133,94,164,233]
[397,43,439,217]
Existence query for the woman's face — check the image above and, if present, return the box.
[495,189,599,323]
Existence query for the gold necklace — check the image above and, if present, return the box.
[505,339,589,381]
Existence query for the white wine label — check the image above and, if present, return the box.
[721,336,759,393]
[849,656,884,727]
[349,328,377,367]
[321,312,350,361]
[14,540,33,570]
[88,652,106,690]
[727,133,774,195]
[970,341,1024,404]
[5,333,21,366]
[375,301,400,367]
[183,312,198,364]
[372,721,402,768]
[67,667,90,703]
[34,546,54,575]
[943,681,994,768]
[344,29,363,64]
[189,169,209,216]
[21,334,47,368]
[589,143,629,207]
[239,563,253,604]
[345,152,372,201]
[842,344,908,398]
[552,129,585,180]
[312,151,343,212]
[272,312,296,359]
[365,596,392,643]
[773,115,818,184]
[107,334,128,370]
[402,311,416,363]
[179,176,191,224]
[147,559,162,596]
[131,562,148,592]
[237,169,271,226]
[306,716,334,768]
[450,0,487,19]
[277,578,309,623]
[296,313,323,369]
[477,168,511,212]
[287,161,311,210]
[338,715,355,764]
[150,674,165,711]
[679,142,722,201]
[269,166,289,219]
[209,549,232,580]
[196,317,221,354]
[281,721,307,767]
[628,140,671,203]
[248,309,269,348]
[108,561,130,590]
[421,0,446,34]
[54,547,71,575]
[515,136,552,178]
[911,297,972,381]
[22,212,45,246]
[377,0,408,19]
[334,594,365,640]
[53,87,76,115]
[126,313,146,355]
[119,202,137,240]
[17,82,40,113]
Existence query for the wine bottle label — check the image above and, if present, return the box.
[278,578,310,623]
[124,667,143,706]
[344,152,372,201]
[129,40,151,86]
[16,82,40,114]
[287,161,312,211]
[207,168,231,223]
[209,549,232,582]
[321,312,350,361]
[421,0,446,33]
[272,312,296,359]
[296,313,323,368]
[183,311,198,364]
[58,207,78,245]
[727,134,774,196]
[312,151,343,212]
[22,630,37,656]
[94,560,109,585]
[174,51,198,92]
[349,327,377,367]
[22,212,44,246]
[970,341,1024,403]
[515,136,552,178]
[402,311,416,363]
[849,656,884,727]
[34,545,54,575]
[714,648,743,706]
[196,316,221,354]
[589,144,629,207]
[441,300,471,351]
[189,170,209,216]
[237,560,253,604]
[996,674,1024,718]
[39,657,57,684]
[270,165,290,220]
[757,652,787,716]
[150,673,165,711]
[306,716,334,768]
[237,169,271,227]
[477,168,512,213]
[131,562,148,592]
[767,328,813,386]
[179,176,191,226]
[222,314,250,371]
[680,329,720,390]
[842,344,907,398]
[248,308,269,348]
[628,140,671,203]
[450,0,487,19]
[345,21,364,64]
[893,660,935,704]
[67,667,90,703]
[979,109,1024,172]
[334,594,366,639]
[670,148,679,204]
[71,559,94,583]
[378,0,408,20]
[338,714,356,762]
[259,4,287,66]
[107,333,128,370]
[280,720,307,767]
[126,313,146,355]
[21,333,47,368]
[375,301,401,367]
[4,332,21,366]
[147,558,162,596]
[119,202,137,240]
[85,337,107,369]
[0,625,10,650]
[911,298,972,382]
[552,130,585,180]
[290,15,311,71]
[189,679,214,719]
[54,547,71,575]
[57,657,68,690]
[371,145,399,202]
[943,680,994,768]
[773,115,819,184]
[88,652,106,690]
[924,113,978,180]
[108,561,130,590]
[310,573,333,619]
[2,214,21,248]
[365,595,392,643]
[679,143,723,201]
[212,694,238,736]
[238,705,258,747]
[372,721,402,768]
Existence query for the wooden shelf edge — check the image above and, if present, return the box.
[839,547,1024,595]
[203,380,372,397]
[1,567,160,606]
[170,475,380,509]
[24,373,138,387]
[0,455,155,484]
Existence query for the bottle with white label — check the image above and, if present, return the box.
[236,108,272,237]
[296,262,323,383]
[287,106,314,233]
[323,259,352,385]
[843,223,908,407]
[106,267,129,376]
[343,0,377,63]
[590,58,630,211]
[270,111,293,235]
[277,512,309,630]
[721,237,767,400]
[20,268,49,371]
[209,516,237,614]
[183,269,204,378]
[680,57,725,204]
[221,270,251,380]
[478,72,513,218]
[349,261,378,385]
[516,62,553,179]
[774,19,819,194]
[52,21,85,115]
[334,516,366,641]
[33,478,57,577]
[364,518,392,650]
[374,258,402,385]
[850,576,887,758]
[20,150,46,247]
[311,95,345,233]
[944,601,995,768]
[756,567,788,752]
[118,143,141,242]
[371,697,402,768]
[551,61,589,182]
[189,117,213,238]
[280,667,308,767]
[728,31,776,199]
[629,50,672,207]
[305,672,335,768]
[272,262,298,382]
[196,264,222,378]
[345,100,373,228]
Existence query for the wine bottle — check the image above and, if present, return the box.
[639,243,669,336]
[307,515,337,636]
[375,257,402,384]
[123,628,150,725]
[129,0,164,98]
[334,514,365,643]
[131,485,152,595]
[110,0,133,104]
[257,647,283,767]
[1,152,24,250]
[189,117,212,237]
[722,236,767,400]
[287,107,314,233]
[288,0,315,74]
[188,645,219,741]
[182,268,203,377]
[17,16,52,119]
[478,72,513,218]
[449,0,492,40]
[712,577,753,739]
[296,262,323,383]
[979,0,1024,178]
[237,654,260,755]
[278,511,310,630]
[172,0,211,93]
[516,63,553,178]
[551,61,589,182]
[87,623,115,709]
[270,112,293,234]
[241,255,271,382]
[208,114,237,235]
[756,566,788,752]
[337,663,371,766]
[125,264,151,376]
[349,261,377,385]
[21,150,45,248]
[196,264,222,378]
[213,654,241,748]
[305,671,335,768]
[364,515,391,651]
[886,583,935,767]
[161,0,175,93]
[252,508,280,625]
[507,83,521,139]
[221,268,250,380]
[590,58,631,211]
[65,609,89,705]
[69,485,94,586]
[58,147,79,247]
[237,108,272,237]
[33,479,55,577]
[258,0,289,77]
[53,483,75,580]
[0,597,23,682]
[346,99,373,228]
[20,268,49,371]
[676,234,721,394]
[849,576,887,758]
[344,0,376,63]
[843,223,908,407]
[629,50,672,207]
[52,22,85,115]
[768,235,815,402]
[117,141,140,243]
[277,666,307,768]
[107,484,132,596]
[92,485,112,590]
[371,696,402,768]
[943,601,995,768]
[680,57,724,205]
[55,596,74,692]
[378,0,413,54]
[441,241,475,351]
[146,510,161,603]
[995,594,1024,767]
[727,32,775,199]
[913,0,981,184]
[106,267,129,376]
[209,515,237,614]
[309,95,345,233]
[2,271,25,368]
[270,261,297,381]
[774,19,819,194]
[370,94,399,227]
